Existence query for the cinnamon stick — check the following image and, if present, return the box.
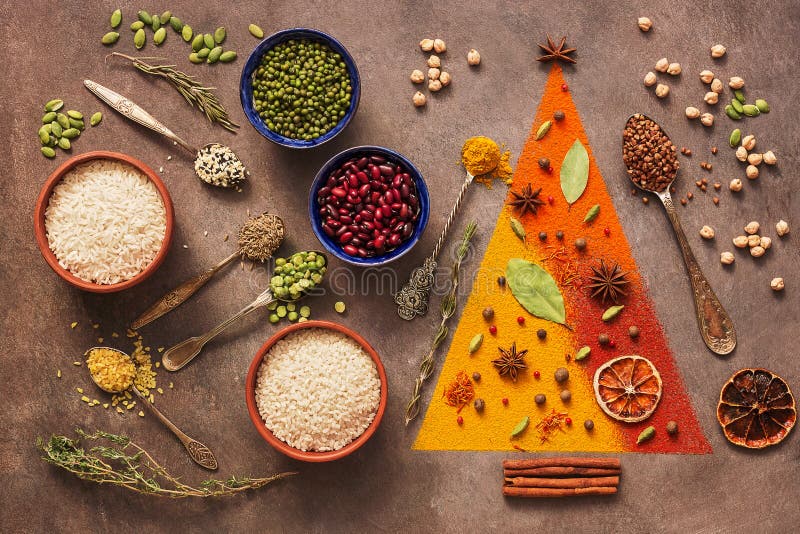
[504,476,619,489]
[502,457,620,470]
[503,486,617,498]
[503,467,621,477]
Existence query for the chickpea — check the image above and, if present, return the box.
[428,79,442,92]
[710,78,724,93]
[412,91,427,107]
[433,39,446,54]
[699,70,714,84]
[711,44,727,58]
[439,71,451,86]
[699,225,715,239]
[638,17,653,31]
[427,67,440,81]
[704,91,719,105]
[655,58,669,72]
[700,113,714,126]
[729,76,745,89]
[746,165,759,180]
[655,84,670,98]
[467,48,481,66]
[747,235,761,247]
[427,55,441,68]
[419,38,434,52]
[770,277,785,291]
[735,146,748,162]
[760,236,772,250]
[763,150,777,165]
[775,220,790,237]
[644,71,657,87]
[685,106,700,119]
[732,235,749,248]
[747,153,763,166]
[720,251,735,265]
[410,69,425,84]
[729,178,743,192]
[741,135,756,151]
[750,246,765,258]
[744,221,760,235]
[667,62,682,75]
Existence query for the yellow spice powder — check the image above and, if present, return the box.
[461,136,501,176]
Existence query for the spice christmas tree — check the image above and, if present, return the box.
[414,64,711,453]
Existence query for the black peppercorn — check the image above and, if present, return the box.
[534,393,546,405]
[629,325,640,339]
[556,230,564,240]
[584,419,595,430]
[666,420,679,435]
[497,276,506,288]
[537,328,547,340]
[538,157,550,169]
[482,307,494,321]
[472,372,481,382]
[538,231,547,241]
[553,110,565,121]
[598,333,610,345]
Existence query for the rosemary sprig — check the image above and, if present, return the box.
[405,221,477,425]
[38,428,296,498]
[109,53,240,132]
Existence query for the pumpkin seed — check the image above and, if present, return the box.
[101,31,120,45]
[725,105,741,121]
[170,16,183,32]
[41,146,56,158]
[207,46,223,63]
[110,9,122,28]
[203,33,215,49]
[66,110,83,120]
[153,27,166,45]
[134,28,146,49]
[510,416,530,438]
[45,99,63,112]
[637,425,656,444]
[188,52,203,64]
[151,17,160,31]
[729,128,741,148]
[583,204,600,223]
[731,99,744,114]
[535,120,552,140]
[196,47,210,59]
[68,118,85,130]
[57,113,70,129]
[159,11,172,24]
[38,126,50,145]
[602,304,624,322]
[734,89,746,103]
[42,111,57,124]
[61,128,81,139]
[130,20,144,31]
[510,216,526,243]
[137,10,152,25]
[58,137,71,150]
[90,112,102,126]
[191,34,204,51]
[213,27,226,44]
[181,24,192,42]
[248,24,264,39]
[575,346,591,361]
[219,50,237,63]
[755,98,770,113]
[50,122,63,138]
[468,333,484,354]
[742,104,760,117]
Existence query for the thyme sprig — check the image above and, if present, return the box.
[38,429,296,498]
[405,221,477,425]
[109,53,240,132]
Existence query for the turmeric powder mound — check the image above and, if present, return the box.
[462,136,501,175]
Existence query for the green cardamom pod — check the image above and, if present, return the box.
[207,46,223,64]
[535,120,552,140]
[188,52,203,64]
[468,333,483,354]
[203,33,215,49]
[137,10,152,25]
[219,50,237,63]
[510,416,530,438]
[181,24,193,42]
[583,204,600,223]
[214,26,226,44]
[197,47,211,59]
[510,216,526,243]
[110,9,122,28]
[101,31,120,45]
[44,99,63,112]
[61,128,81,139]
[755,99,770,113]
[742,104,760,117]
[56,113,70,129]
[575,346,591,361]
[42,111,57,124]
[153,27,167,46]
[725,105,741,121]
[734,89,746,104]
[170,16,183,32]
[90,112,102,127]
[159,11,172,24]
[601,304,624,322]
[58,137,71,150]
[729,128,741,148]
[130,20,144,31]
[191,34,205,51]
[637,425,656,444]
[41,146,56,158]
[50,122,62,138]
[134,28,146,49]
[249,24,264,39]
[731,99,744,114]
[66,110,83,120]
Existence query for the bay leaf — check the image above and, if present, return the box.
[560,139,589,205]
[506,258,566,325]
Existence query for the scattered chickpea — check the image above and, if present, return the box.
[744,221,760,235]
[428,79,442,92]
[700,113,714,127]
[699,70,714,84]
[770,277,785,291]
[775,220,790,237]
[729,178,743,192]
[433,39,446,54]
[741,135,756,150]
[747,153,763,166]
[428,67,440,81]
[685,106,700,119]
[713,196,720,205]
[711,44,727,58]
[644,71,657,87]
[747,235,761,248]
[655,58,669,72]
[655,84,670,98]
[750,246,766,258]
[735,146,748,162]
[729,76,745,89]
[746,165,759,180]
[467,48,481,66]
[763,150,777,165]
[760,236,772,250]
[439,71,451,86]
[412,91,427,107]
[732,235,749,248]
[638,17,653,31]
[720,251,735,265]
[710,78,724,93]
[419,39,434,52]
[704,91,719,105]
[699,225,715,239]
[410,69,425,84]
[427,55,441,68]
[667,62,682,75]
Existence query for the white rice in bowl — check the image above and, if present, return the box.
[44,159,167,285]
[255,328,381,452]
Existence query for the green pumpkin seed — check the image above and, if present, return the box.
[299,305,311,318]
[50,122,63,138]
[510,216,526,243]
[170,16,183,32]
[66,110,83,120]
[101,31,120,45]
[159,10,171,24]
[248,24,264,39]
[219,50,237,63]
[181,24,192,42]
[61,128,80,139]
[207,46,223,64]
[68,118,85,130]
[535,120,552,140]
[196,47,210,59]
[203,33,215,49]
[214,27,226,44]
[188,52,203,64]
[510,416,530,438]
[42,111,57,124]
[637,425,656,444]
[110,9,122,28]
[742,104,760,117]
[755,98,770,113]
[191,34,205,51]
[134,28,146,49]
[153,27,166,45]
[575,346,591,361]
[583,204,600,223]
[38,126,50,145]
[725,105,741,120]
[130,20,144,31]
[731,99,744,114]
[151,17,161,31]
[602,304,624,322]
[729,128,741,148]
[90,112,102,126]
[56,113,70,129]
[58,137,71,150]
[44,99,63,112]
[41,146,56,158]
[468,333,484,354]
[137,10,152,25]
[734,89,746,103]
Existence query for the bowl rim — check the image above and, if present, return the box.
[245,320,388,462]
[308,145,430,266]
[239,27,361,149]
[33,150,174,293]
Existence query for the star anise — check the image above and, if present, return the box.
[586,259,630,304]
[492,342,528,382]
[507,184,545,217]
[536,34,577,64]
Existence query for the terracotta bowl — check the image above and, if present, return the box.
[245,320,388,462]
[33,151,174,293]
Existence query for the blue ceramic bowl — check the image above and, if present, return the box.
[309,146,429,266]
[240,28,361,149]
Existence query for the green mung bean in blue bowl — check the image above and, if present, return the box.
[240,28,361,149]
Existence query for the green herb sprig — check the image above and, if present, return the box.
[404,221,477,425]
[38,429,295,498]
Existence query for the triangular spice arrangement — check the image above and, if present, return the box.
[414,64,711,453]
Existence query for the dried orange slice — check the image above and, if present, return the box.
[717,368,796,449]
[593,355,662,422]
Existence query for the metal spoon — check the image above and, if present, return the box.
[85,347,218,470]
[623,113,736,355]
[83,79,245,188]
[162,251,327,371]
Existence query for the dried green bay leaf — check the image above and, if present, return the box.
[560,138,589,205]
[506,258,566,325]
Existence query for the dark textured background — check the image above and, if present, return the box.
[2,1,798,532]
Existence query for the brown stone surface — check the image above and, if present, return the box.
[2,1,798,531]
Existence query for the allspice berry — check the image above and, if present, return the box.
[553,110,565,121]
[534,393,546,405]
[554,367,569,383]
[537,329,547,340]
[472,372,481,382]
[584,419,595,431]
[473,398,485,412]
[538,157,550,169]
[560,389,572,402]
[482,307,494,321]
[574,237,587,250]
[598,333,610,345]
[666,420,679,435]
[628,325,640,339]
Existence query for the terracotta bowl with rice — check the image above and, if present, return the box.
[34,151,174,293]
[245,320,388,462]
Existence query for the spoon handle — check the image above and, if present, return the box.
[131,387,218,470]
[162,289,275,371]
[131,251,241,330]
[83,79,197,154]
[658,192,736,355]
